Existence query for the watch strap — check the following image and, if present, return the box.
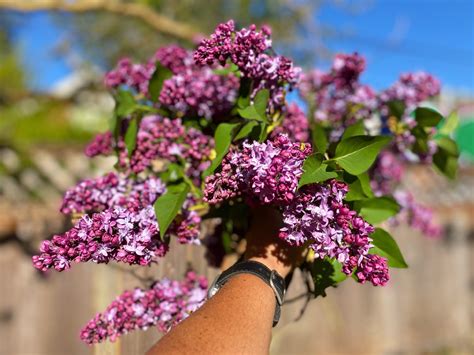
[208,260,285,326]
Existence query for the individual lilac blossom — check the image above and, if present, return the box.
[204,134,311,206]
[80,271,208,344]
[194,21,301,112]
[60,173,165,214]
[85,131,114,157]
[32,206,169,272]
[392,190,443,238]
[270,103,309,142]
[279,179,389,286]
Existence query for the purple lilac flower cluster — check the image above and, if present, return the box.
[125,115,213,181]
[379,72,441,163]
[104,57,153,96]
[32,206,168,272]
[279,180,389,286]
[379,72,441,110]
[204,134,388,286]
[194,20,301,112]
[204,134,311,205]
[299,53,377,136]
[80,271,208,344]
[60,172,165,214]
[370,151,405,196]
[270,103,309,142]
[159,68,238,119]
[105,45,238,119]
[85,131,114,157]
[392,190,442,238]
[59,171,201,245]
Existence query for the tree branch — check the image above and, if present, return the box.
[0,0,199,42]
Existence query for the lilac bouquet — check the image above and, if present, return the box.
[33,20,459,344]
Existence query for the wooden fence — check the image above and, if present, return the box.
[0,217,472,354]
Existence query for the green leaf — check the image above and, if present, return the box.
[438,111,459,136]
[312,123,328,154]
[311,258,347,297]
[237,77,252,109]
[333,135,392,175]
[344,172,374,201]
[237,89,269,121]
[387,100,406,119]
[298,154,338,188]
[124,117,139,158]
[253,89,269,118]
[341,120,365,141]
[154,183,190,239]
[433,147,458,179]
[413,106,444,127]
[258,123,268,142]
[354,196,400,224]
[358,172,374,198]
[432,136,459,179]
[148,62,173,102]
[115,89,137,117]
[435,136,459,157]
[369,228,408,268]
[234,121,259,141]
[205,122,240,176]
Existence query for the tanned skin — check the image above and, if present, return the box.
[146,207,301,355]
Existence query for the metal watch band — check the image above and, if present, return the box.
[208,260,286,326]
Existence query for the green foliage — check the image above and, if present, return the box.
[124,117,139,157]
[298,154,337,188]
[115,89,137,117]
[433,137,459,179]
[311,123,328,154]
[344,172,374,201]
[148,61,173,102]
[412,106,444,127]
[387,100,406,119]
[154,182,190,239]
[341,120,365,140]
[369,228,408,268]
[234,121,259,141]
[205,122,241,176]
[237,89,269,122]
[438,112,459,136]
[354,196,400,224]
[311,258,347,297]
[332,135,392,175]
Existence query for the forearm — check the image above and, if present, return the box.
[147,273,275,355]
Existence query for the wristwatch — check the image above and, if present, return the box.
[207,260,286,326]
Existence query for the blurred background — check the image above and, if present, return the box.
[0,0,472,354]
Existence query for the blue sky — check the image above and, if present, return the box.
[317,0,474,92]
[10,0,474,93]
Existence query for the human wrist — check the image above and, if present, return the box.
[245,253,291,278]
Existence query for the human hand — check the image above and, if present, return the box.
[244,206,305,278]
